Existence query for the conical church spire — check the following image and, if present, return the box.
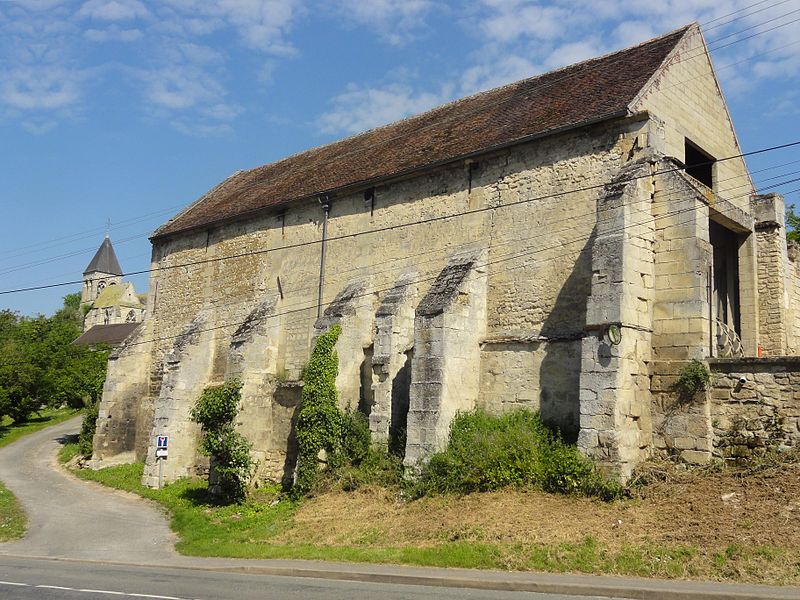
[84,236,123,276]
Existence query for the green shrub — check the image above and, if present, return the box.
[675,359,711,400]
[190,379,252,503]
[78,400,100,458]
[293,325,343,499]
[414,409,621,501]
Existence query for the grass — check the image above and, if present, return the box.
[0,480,26,541]
[0,407,81,541]
[59,449,800,585]
[0,407,81,449]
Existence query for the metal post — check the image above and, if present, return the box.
[158,456,163,490]
[317,197,330,319]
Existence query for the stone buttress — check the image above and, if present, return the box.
[404,253,488,468]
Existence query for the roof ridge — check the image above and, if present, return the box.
[155,24,692,240]
[235,24,695,180]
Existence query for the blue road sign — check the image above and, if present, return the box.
[157,435,168,449]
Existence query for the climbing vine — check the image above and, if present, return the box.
[292,324,343,498]
[190,379,252,503]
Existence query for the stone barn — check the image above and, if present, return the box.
[92,23,800,485]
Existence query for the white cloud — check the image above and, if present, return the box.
[460,55,539,94]
[139,66,226,110]
[21,118,58,135]
[0,66,82,110]
[159,0,302,54]
[77,0,150,21]
[317,82,452,135]
[84,25,143,42]
[331,0,435,45]
[479,3,568,43]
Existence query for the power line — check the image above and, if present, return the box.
[703,0,795,31]
[110,183,783,353]
[2,140,798,297]
[0,16,791,275]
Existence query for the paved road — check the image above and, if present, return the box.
[0,417,176,562]
[1,418,799,599]
[1,555,620,600]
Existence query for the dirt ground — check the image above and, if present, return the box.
[275,459,800,555]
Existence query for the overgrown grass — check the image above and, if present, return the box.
[62,457,800,583]
[0,479,26,541]
[0,407,80,449]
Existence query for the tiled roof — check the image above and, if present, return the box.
[153,25,691,240]
[73,323,141,347]
[84,237,123,275]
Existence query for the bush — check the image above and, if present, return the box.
[79,400,100,458]
[675,359,711,400]
[414,409,622,501]
[325,410,403,492]
[190,379,252,503]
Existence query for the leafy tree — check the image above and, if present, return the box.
[0,293,108,423]
[787,204,800,243]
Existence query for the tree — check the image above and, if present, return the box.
[0,293,108,423]
[787,204,800,243]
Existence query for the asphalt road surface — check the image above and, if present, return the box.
[1,417,798,600]
[0,417,176,562]
[1,555,629,600]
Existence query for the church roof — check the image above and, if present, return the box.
[91,282,143,309]
[73,323,140,347]
[84,236,123,276]
[153,24,693,240]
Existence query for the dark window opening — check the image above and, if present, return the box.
[710,219,742,336]
[364,188,375,217]
[388,349,412,459]
[685,139,714,189]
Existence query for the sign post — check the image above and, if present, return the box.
[155,435,168,489]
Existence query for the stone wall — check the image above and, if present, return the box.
[92,39,774,483]
[709,357,800,460]
[753,193,790,356]
[578,158,656,478]
[91,321,153,465]
[632,25,753,213]
[789,242,800,354]
[107,116,652,486]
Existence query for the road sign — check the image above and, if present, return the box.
[156,435,168,458]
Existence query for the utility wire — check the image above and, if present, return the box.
[2,140,798,297]
[0,13,791,272]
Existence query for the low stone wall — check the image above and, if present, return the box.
[709,357,800,461]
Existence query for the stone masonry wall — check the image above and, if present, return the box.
[142,313,216,487]
[752,193,790,356]
[91,321,151,465]
[404,253,487,467]
[578,159,656,478]
[709,357,800,460]
[788,243,800,355]
[116,117,652,485]
[632,26,753,213]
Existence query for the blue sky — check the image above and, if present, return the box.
[1,0,799,316]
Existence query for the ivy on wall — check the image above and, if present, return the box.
[292,324,343,498]
[190,379,252,503]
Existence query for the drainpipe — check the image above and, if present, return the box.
[317,194,331,319]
